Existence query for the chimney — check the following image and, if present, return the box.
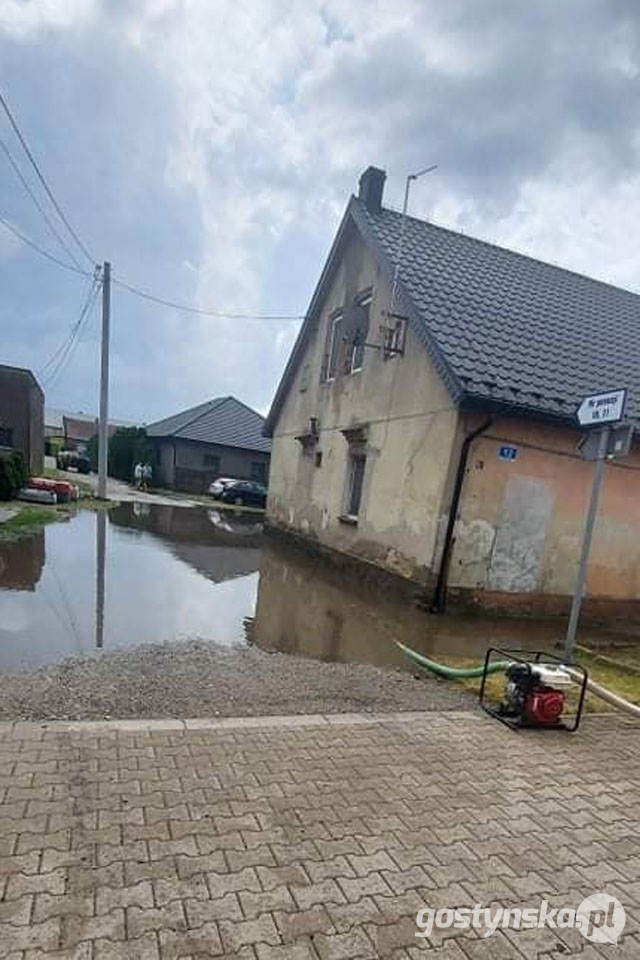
[357,166,386,213]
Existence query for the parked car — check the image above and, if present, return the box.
[207,477,237,499]
[220,480,267,508]
[56,450,91,474]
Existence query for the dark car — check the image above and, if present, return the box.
[220,480,267,509]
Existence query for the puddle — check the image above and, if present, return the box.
[0,504,619,674]
[0,503,261,670]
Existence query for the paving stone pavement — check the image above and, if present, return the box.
[0,711,639,959]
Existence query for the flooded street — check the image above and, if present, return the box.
[0,499,625,720]
[0,503,261,670]
[0,499,596,677]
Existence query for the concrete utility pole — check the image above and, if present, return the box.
[564,425,610,661]
[97,261,111,500]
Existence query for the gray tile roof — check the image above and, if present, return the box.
[352,197,640,422]
[147,396,270,453]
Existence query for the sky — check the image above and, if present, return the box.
[1,0,639,423]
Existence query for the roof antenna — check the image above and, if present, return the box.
[389,164,438,317]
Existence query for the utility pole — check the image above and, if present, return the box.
[389,165,437,316]
[97,261,111,500]
[564,425,610,661]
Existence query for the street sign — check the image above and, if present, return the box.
[576,388,626,427]
[579,423,634,461]
[498,445,518,462]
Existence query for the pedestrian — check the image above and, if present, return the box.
[143,461,152,491]
[134,462,142,489]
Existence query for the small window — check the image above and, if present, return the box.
[315,451,323,468]
[203,454,220,471]
[0,427,13,447]
[250,461,267,483]
[327,312,343,380]
[346,454,366,519]
[349,298,371,373]
[384,317,406,358]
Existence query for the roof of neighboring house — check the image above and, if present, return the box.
[0,363,43,396]
[146,396,271,453]
[265,188,640,432]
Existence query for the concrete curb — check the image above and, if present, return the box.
[0,709,481,738]
[0,708,630,739]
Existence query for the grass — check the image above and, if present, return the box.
[0,504,70,538]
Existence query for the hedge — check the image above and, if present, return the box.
[0,449,28,500]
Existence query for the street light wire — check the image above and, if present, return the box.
[0,136,84,271]
[0,88,96,267]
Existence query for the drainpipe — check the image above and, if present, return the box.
[430,417,493,613]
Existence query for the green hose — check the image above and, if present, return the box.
[395,640,511,678]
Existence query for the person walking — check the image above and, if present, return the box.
[142,461,152,491]
[133,462,142,489]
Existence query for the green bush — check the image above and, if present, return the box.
[0,450,28,500]
[86,427,152,482]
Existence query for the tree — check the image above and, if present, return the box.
[86,427,153,482]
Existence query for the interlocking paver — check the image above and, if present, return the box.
[0,713,638,959]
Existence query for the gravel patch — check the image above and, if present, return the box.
[0,639,473,720]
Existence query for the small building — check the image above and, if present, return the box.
[0,364,44,474]
[147,395,271,493]
[264,166,640,622]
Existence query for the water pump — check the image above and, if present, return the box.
[479,648,588,732]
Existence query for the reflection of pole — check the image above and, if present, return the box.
[95,509,106,649]
[564,426,609,661]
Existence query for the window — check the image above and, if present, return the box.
[326,312,343,379]
[383,317,406,358]
[349,297,371,373]
[0,427,13,447]
[203,454,220,472]
[345,454,366,519]
[251,461,267,483]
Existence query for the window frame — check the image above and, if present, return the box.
[348,295,372,374]
[344,452,366,521]
[326,311,343,381]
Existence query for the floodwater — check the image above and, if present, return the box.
[0,502,605,673]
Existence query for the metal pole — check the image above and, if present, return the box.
[95,509,106,649]
[389,165,437,317]
[564,426,610,661]
[97,261,111,500]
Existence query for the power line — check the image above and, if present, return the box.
[0,214,90,276]
[112,276,304,321]
[1,210,305,322]
[0,88,96,267]
[41,272,102,388]
[0,136,83,270]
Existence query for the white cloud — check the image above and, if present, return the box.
[0,0,97,39]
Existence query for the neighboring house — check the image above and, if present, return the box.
[0,364,44,474]
[52,411,138,454]
[147,395,271,493]
[264,165,640,621]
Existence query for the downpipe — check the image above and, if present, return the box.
[430,417,493,613]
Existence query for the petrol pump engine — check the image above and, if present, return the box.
[501,663,572,726]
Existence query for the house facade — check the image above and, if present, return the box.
[0,364,44,474]
[147,395,270,493]
[264,167,640,620]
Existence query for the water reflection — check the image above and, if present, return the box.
[0,530,45,591]
[251,539,565,670]
[0,504,261,671]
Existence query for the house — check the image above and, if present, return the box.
[147,395,271,493]
[264,165,640,621]
[0,364,44,474]
[47,410,139,454]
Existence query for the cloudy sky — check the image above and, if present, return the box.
[1,0,638,422]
